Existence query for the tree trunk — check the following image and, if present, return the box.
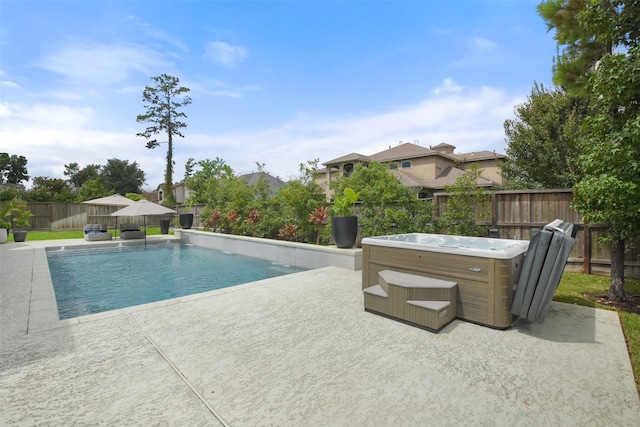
[608,238,626,302]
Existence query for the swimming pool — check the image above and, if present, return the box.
[47,243,307,319]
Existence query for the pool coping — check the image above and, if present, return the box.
[12,234,362,335]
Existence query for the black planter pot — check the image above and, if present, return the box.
[179,213,194,229]
[13,231,27,243]
[160,219,171,234]
[331,216,358,248]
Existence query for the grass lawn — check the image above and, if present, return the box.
[5,227,170,242]
[4,230,639,392]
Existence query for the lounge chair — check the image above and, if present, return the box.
[119,223,145,240]
[84,224,113,241]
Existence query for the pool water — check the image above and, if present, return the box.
[47,243,307,319]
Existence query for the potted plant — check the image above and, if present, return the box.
[7,198,32,242]
[331,187,360,248]
[179,199,194,229]
[0,219,10,244]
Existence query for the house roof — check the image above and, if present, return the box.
[454,150,506,161]
[431,142,456,150]
[391,166,494,190]
[323,152,372,165]
[371,143,441,162]
[239,172,285,194]
[422,166,494,189]
[389,169,425,187]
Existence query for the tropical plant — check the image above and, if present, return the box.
[203,210,222,231]
[308,206,329,244]
[331,187,359,217]
[245,209,262,236]
[278,224,299,242]
[3,197,32,230]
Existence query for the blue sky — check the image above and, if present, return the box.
[0,0,556,190]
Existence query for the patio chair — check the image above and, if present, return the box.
[119,223,145,240]
[84,224,113,241]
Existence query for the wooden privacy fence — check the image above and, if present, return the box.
[2,192,638,278]
[434,189,640,278]
[0,202,177,231]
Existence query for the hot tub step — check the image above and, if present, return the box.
[363,284,387,297]
[363,285,388,313]
[406,300,454,331]
[363,270,457,333]
[407,300,450,311]
[379,270,457,289]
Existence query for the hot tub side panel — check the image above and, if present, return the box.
[362,244,523,328]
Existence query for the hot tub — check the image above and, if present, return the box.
[361,233,530,329]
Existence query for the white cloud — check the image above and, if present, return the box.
[1,80,21,90]
[37,42,169,85]
[432,78,463,95]
[179,84,518,180]
[204,41,248,67]
[1,82,519,189]
[449,36,504,69]
[472,36,497,52]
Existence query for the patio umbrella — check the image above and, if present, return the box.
[110,200,176,245]
[81,194,137,206]
[82,194,137,236]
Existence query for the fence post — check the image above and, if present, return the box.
[583,225,591,274]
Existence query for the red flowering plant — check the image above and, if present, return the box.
[203,210,222,232]
[308,206,329,244]
[225,211,239,234]
[245,209,262,236]
[278,224,299,241]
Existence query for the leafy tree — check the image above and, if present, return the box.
[271,160,326,241]
[0,153,29,185]
[184,157,196,180]
[185,158,234,204]
[557,0,640,302]
[100,159,146,195]
[537,0,611,95]
[434,164,492,237]
[27,177,74,202]
[335,161,434,238]
[502,83,588,189]
[573,45,640,302]
[136,74,192,206]
[64,162,101,190]
[75,177,111,202]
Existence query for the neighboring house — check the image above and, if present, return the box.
[156,172,284,204]
[239,172,285,195]
[156,182,192,205]
[317,142,506,200]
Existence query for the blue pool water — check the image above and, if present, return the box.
[47,243,306,319]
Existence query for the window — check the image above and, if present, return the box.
[401,161,412,169]
[343,163,354,177]
[389,163,398,170]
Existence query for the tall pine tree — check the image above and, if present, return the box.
[136,74,191,206]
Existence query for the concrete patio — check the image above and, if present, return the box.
[1,239,639,426]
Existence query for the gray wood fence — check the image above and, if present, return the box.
[434,189,639,278]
